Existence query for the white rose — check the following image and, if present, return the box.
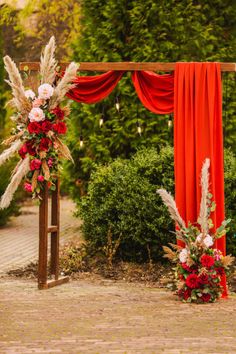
[38,83,54,100]
[179,248,188,263]
[25,89,36,100]
[203,234,214,248]
[29,107,45,122]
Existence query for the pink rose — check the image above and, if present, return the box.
[38,83,54,100]
[48,157,53,168]
[37,175,45,182]
[29,108,45,122]
[33,98,44,108]
[24,182,32,193]
[30,158,42,171]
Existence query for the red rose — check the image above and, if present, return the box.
[186,274,199,289]
[53,121,67,135]
[216,267,225,276]
[28,122,41,134]
[183,289,191,300]
[201,254,215,268]
[26,140,36,156]
[41,120,53,133]
[18,144,28,159]
[198,273,209,285]
[30,158,42,171]
[202,293,211,303]
[39,137,52,151]
[51,107,65,120]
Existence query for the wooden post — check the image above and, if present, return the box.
[50,178,60,279]
[38,182,49,289]
[38,179,69,290]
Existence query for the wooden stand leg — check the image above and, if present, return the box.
[50,179,60,280]
[38,182,49,289]
[38,179,69,290]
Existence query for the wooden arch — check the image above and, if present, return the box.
[19,61,236,290]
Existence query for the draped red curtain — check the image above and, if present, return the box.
[131,71,174,114]
[174,62,227,296]
[67,71,125,103]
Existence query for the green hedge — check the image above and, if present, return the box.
[77,146,175,262]
[77,146,236,262]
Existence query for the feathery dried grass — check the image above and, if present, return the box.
[0,156,30,209]
[3,56,31,115]
[40,36,58,85]
[221,255,235,267]
[31,170,39,192]
[198,158,210,235]
[157,189,186,229]
[2,131,24,146]
[162,245,177,261]
[55,138,74,162]
[0,140,22,166]
[49,62,79,109]
[42,160,50,180]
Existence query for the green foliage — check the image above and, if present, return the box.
[67,0,236,194]
[224,148,236,256]
[77,146,236,262]
[77,146,175,262]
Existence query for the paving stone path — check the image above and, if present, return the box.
[0,199,236,353]
[0,279,236,353]
[0,198,82,273]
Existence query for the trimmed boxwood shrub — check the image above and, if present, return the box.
[77,146,175,262]
[224,148,236,256]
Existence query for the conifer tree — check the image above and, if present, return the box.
[63,1,236,194]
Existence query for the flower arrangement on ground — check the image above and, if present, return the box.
[0,37,79,208]
[157,159,234,303]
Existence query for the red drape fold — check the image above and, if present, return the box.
[67,70,125,104]
[132,71,174,114]
[174,62,227,296]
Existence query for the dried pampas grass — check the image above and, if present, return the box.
[49,62,79,109]
[0,157,30,209]
[0,140,22,166]
[40,36,58,85]
[198,158,210,235]
[157,189,186,230]
[55,137,74,163]
[3,56,31,115]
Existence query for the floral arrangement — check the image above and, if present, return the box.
[0,37,79,209]
[157,159,234,303]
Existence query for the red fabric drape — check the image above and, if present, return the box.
[174,62,227,296]
[67,70,124,104]
[132,71,174,114]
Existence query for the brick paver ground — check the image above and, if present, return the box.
[0,200,236,353]
[0,198,82,273]
[0,279,236,354]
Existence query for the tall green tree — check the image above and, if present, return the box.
[67,0,236,196]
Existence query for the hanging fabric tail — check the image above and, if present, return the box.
[174,62,227,297]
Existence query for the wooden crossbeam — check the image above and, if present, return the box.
[19,62,236,72]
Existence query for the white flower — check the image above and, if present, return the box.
[25,89,36,100]
[38,83,54,100]
[29,107,45,122]
[203,234,214,248]
[179,248,189,263]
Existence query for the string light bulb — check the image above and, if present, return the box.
[99,116,104,127]
[168,115,173,128]
[79,135,84,148]
[115,96,120,112]
[136,121,142,135]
